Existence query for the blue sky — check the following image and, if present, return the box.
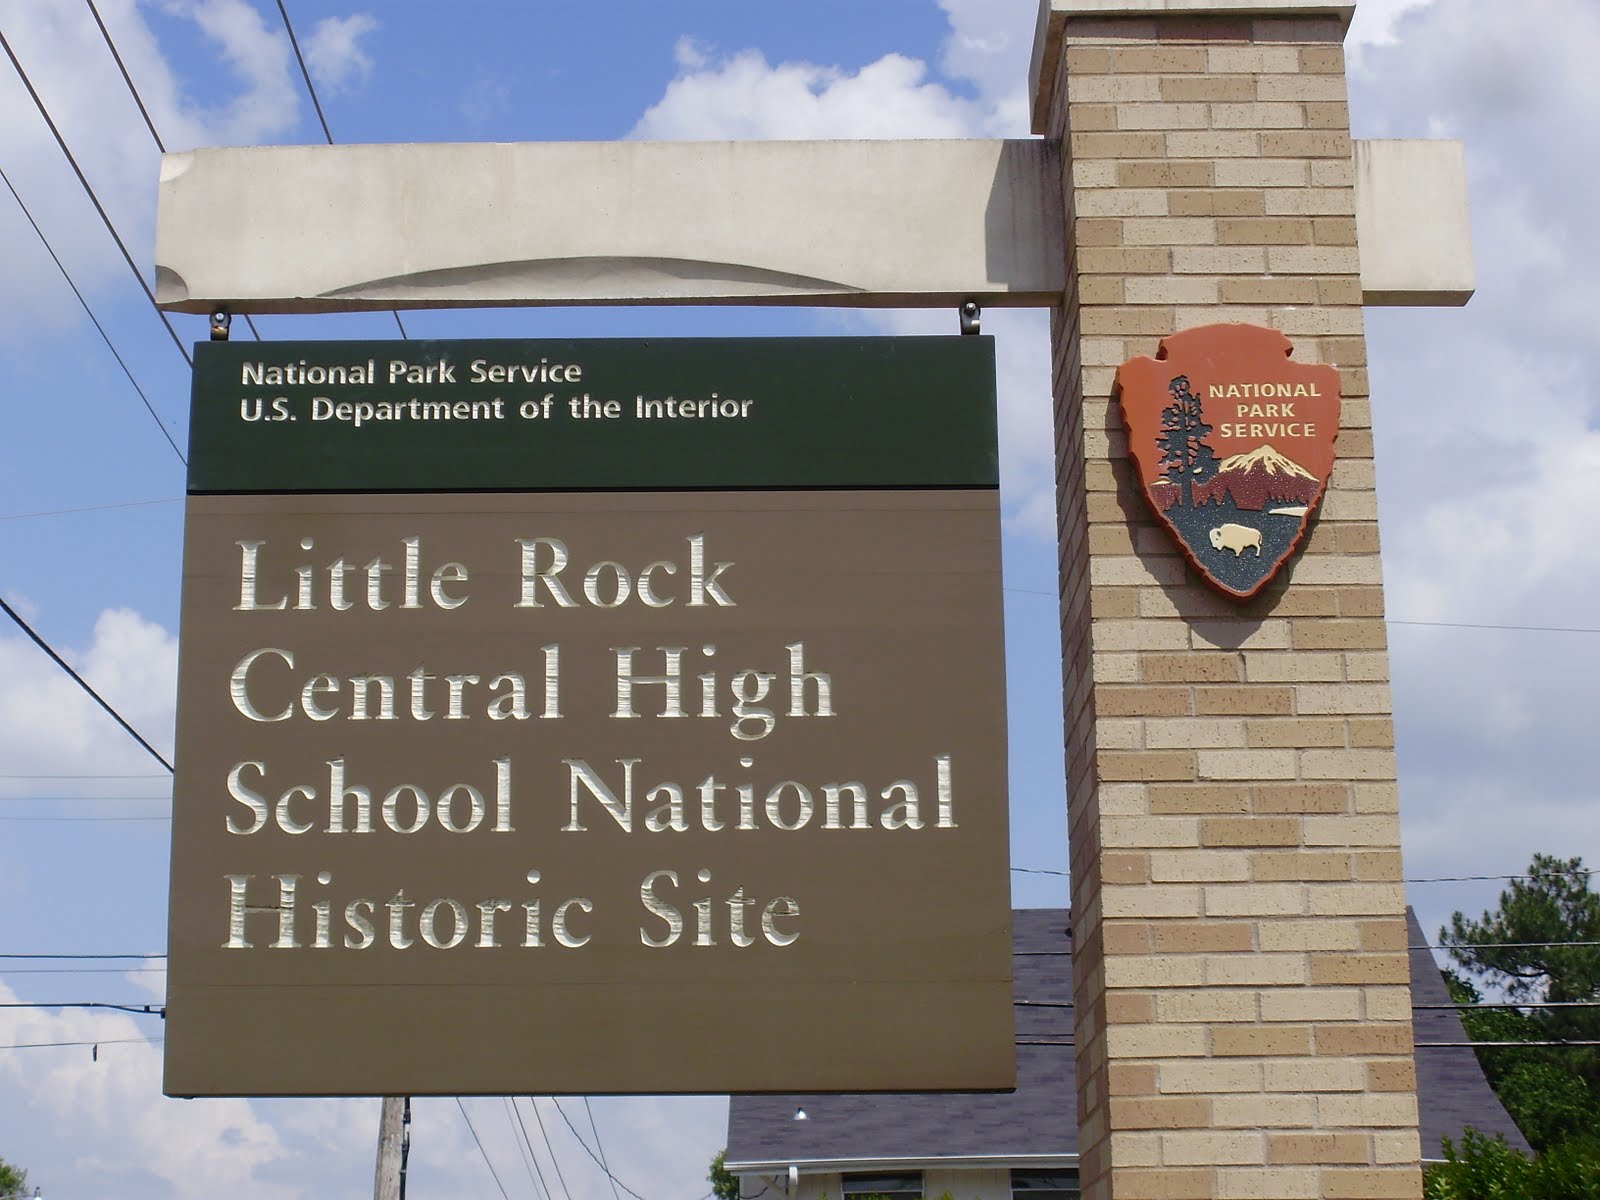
[0,0,1597,1196]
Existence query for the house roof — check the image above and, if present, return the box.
[725,906,1527,1172]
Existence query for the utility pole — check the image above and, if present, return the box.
[374,1095,408,1200]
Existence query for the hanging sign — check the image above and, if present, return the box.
[1115,323,1341,599]
[164,337,1014,1097]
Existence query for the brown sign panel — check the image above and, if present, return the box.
[165,339,1012,1096]
[1115,323,1341,600]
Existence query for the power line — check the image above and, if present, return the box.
[0,497,180,521]
[274,0,409,339]
[1390,619,1600,636]
[0,1002,163,1016]
[0,1035,163,1051]
[0,162,185,463]
[0,594,173,772]
[2,967,164,975]
[0,27,194,365]
[456,1098,512,1200]
[553,1098,650,1200]
[586,1097,624,1200]
[505,1097,550,1200]
[0,953,164,960]
[83,0,264,344]
[528,1097,575,1200]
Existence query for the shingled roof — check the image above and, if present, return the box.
[726,906,1526,1172]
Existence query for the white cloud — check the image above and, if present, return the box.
[303,13,377,95]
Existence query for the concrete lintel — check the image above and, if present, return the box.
[154,136,1471,313]
[1355,139,1475,307]
[155,139,1065,314]
[1030,0,1356,134]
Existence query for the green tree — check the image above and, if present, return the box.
[0,1155,27,1198]
[708,1149,739,1200]
[1442,854,1600,1150]
[1423,1130,1600,1199]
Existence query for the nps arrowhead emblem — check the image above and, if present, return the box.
[1115,324,1341,600]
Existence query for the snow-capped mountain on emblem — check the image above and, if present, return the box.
[1116,324,1341,600]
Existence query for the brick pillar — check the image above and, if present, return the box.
[1033,3,1423,1197]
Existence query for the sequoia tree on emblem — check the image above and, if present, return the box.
[1115,324,1341,600]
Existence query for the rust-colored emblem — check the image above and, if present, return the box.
[1115,323,1341,600]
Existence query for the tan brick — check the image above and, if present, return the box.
[1106,990,1157,1024]
[1301,45,1345,73]
[1068,74,1164,103]
[1195,686,1294,715]
[1258,73,1350,102]
[1212,1095,1317,1128]
[1261,129,1352,158]
[1368,1060,1418,1092]
[1105,1022,1208,1056]
[1202,815,1301,846]
[1261,987,1362,1023]
[1113,45,1209,73]
[1149,849,1250,883]
[1117,160,1215,188]
[1373,1130,1422,1165]
[1302,815,1401,847]
[1109,1096,1212,1129]
[1207,953,1309,987]
[1165,130,1261,159]
[1246,717,1345,747]
[1109,1130,1162,1168]
[1324,1171,1427,1196]
[1121,216,1218,245]
[1082,305,1179,336]
[1108,1061,1159,1096]
[1248,790,1350,819]
[1153,921,1256,954]
[1169,189,1266,218]
[1103,816,1205,850]
[1215,1167,1321,1199]
[1099,751,1198,782]
[1213,1024,1312,1056]
[1242,650,1343,682]
[1212,101,1306,128]
[1220,276,1319,305]
[1115,1169,1214,1200]
[1252,851,1354,884]
[1150,782,1252,814]
[1296,683,1392,714]
[1310,953,1411,986]
[1208,45,1301,73]
[1156,990,1258,1023]
[1301,749,1397,781]
[1204,882,1306,917]
[1079,246,1175,274]
[1069,103,1118,132]
[1076,187,1171,217]
[1103,850,1152,884]
[1118,102,1212,131]
[1103,923,1155,957]
[1066,45,1112,73]
[1104,956,1211,990]
[1161,75,1256,102]
[1270,1132,1370,1164]
[1218,216,1314,245]
[1268,243,1361,273]
[1171,244,1270,273]
[1071,130,1169,160]
[1160,1059,1264,1093]
[1102,883,1204,918]
[1315,1024,1413,1057]
[1098,686,1192,717]
[1124,275,1220,304]
[1354,851,1404,882]
[1142,652,1241,683]
[1320,1095,1421,1129]
[1145,717,1248,749]
[1093,618,1193,651]
[1161,1130,1265,1166]
[1198,749,1298,781]
[1266,1057,1365,1092]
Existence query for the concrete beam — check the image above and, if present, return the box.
[154,137,1471,314]
[1355,139,1475,307]
[154,139,1065,313]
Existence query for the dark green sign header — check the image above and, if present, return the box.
[188,337,998,494]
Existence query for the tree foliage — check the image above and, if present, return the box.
[0,1156,27,1198]
[1423,1130,1600,1199]
[708,1149,739,1200]
[1442,854,1600,1150]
